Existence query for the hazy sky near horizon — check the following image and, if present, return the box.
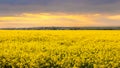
[0,0,120,28]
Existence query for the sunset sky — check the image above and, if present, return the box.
[0,0,120,28]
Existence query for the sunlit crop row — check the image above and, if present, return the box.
[0,30,120,68]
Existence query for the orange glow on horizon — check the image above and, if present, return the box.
[0,13,119,28]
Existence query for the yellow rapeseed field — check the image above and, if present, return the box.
[0,30,120,68]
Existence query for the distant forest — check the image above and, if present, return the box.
[0,27,120,30]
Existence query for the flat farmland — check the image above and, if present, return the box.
[0,30,120,68]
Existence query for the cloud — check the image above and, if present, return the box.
[0,13,100,28]
[0,0,120,15]
[0,0,120,27]
[107,15,120,20]
[0,12,120,28]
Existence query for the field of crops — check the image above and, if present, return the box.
[0,30,120,68]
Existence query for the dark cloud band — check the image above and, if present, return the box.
[0,0,120,15]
